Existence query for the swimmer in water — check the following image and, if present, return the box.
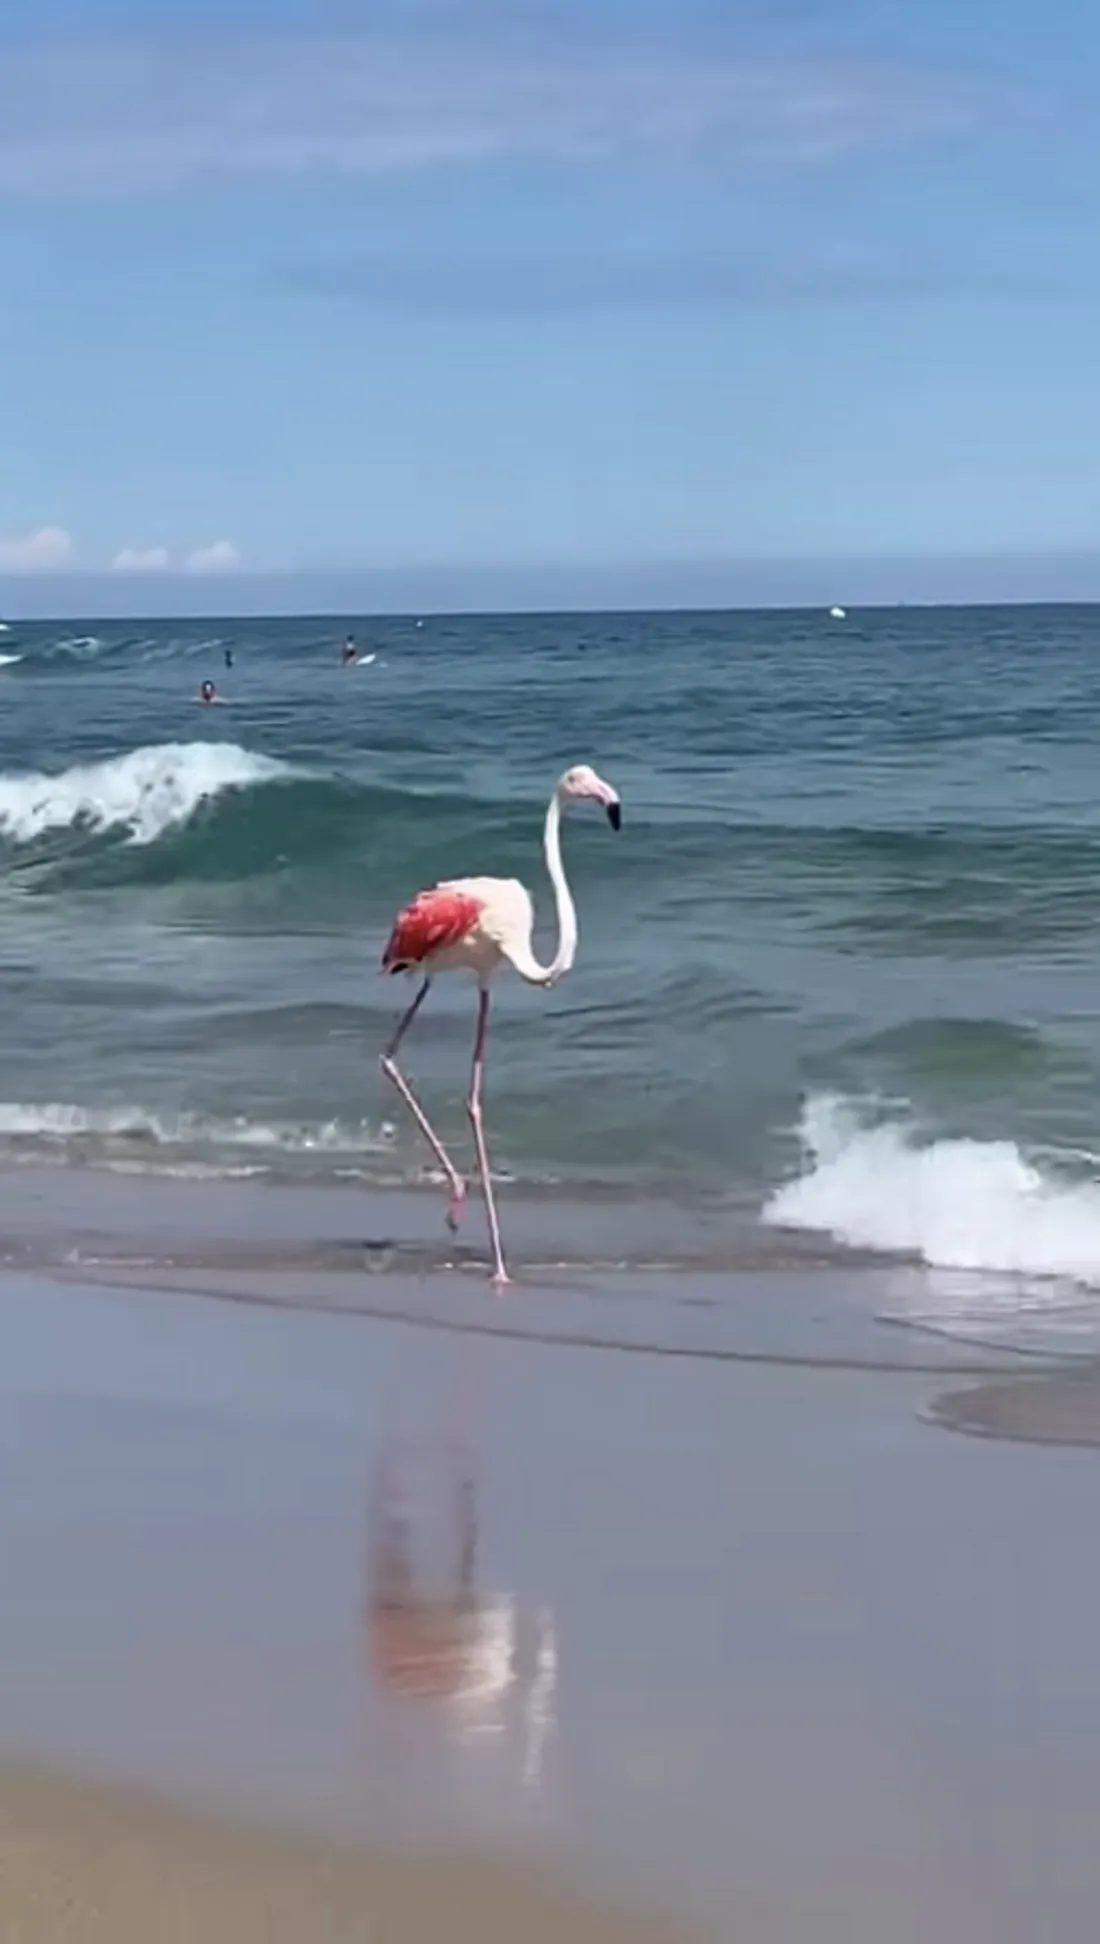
[342,634,358,666]
[199,679,217,704]
[224,647,233,670]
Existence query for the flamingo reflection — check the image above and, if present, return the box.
[366,1440,557,1791]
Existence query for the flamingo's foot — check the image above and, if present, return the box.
[491,1267,512,1292]
[446,1182,468,1233]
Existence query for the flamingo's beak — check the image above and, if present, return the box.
[606,801,622,831]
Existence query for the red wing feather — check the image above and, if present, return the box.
[382,889,484,971]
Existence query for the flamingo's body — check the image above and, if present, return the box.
[380,765,621,1284]
[382,879,535,982]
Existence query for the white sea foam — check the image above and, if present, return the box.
[763,1093,1100,1286]
[0,741,292,846]
[0,1100,393,1157]
[0,653,23,667]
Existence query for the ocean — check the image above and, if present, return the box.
[3,605,1100,1349]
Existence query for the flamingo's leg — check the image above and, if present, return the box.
[466,986,510,1287]
[380,978,467,1231]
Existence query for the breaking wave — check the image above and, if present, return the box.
[0,742,295,848]
[763,1094,1100,1287]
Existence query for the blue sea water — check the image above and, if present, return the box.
[3,605,1100,1308]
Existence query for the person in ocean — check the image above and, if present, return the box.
[199,679,218,704]
[224,647,234,670]
[342,634,358,666]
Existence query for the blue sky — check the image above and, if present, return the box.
[3,0,1100,607]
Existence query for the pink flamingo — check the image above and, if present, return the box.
[380,764,622,1285]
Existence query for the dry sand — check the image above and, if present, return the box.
[0,1768,698,1944]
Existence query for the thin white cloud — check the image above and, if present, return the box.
[0,28,1021,196]
[285,240,1067,313]
[185,541,241,574]
[0,526,74,571]
[279,243,892,312]
[111,545,172,572]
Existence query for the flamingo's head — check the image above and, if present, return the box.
[559,765,621,830]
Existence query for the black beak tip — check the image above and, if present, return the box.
[606,801,622,831]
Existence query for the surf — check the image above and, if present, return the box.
[0,742,295,848]
[764,1093,1100,1286]
[0,1098,393,1168]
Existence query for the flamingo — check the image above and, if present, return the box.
[380,764,622,1285]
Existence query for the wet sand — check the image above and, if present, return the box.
[0,1170,1099,1939]
[930,1365,1100,1446]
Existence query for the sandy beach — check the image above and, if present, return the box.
[0,1767,700,1943]
[0,1169,1096,1940]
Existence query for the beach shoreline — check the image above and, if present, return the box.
[0,1157,1068,1373]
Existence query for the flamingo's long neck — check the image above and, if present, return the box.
[507,786,577,988]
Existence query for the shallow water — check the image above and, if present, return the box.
[5,606,1100,1346]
